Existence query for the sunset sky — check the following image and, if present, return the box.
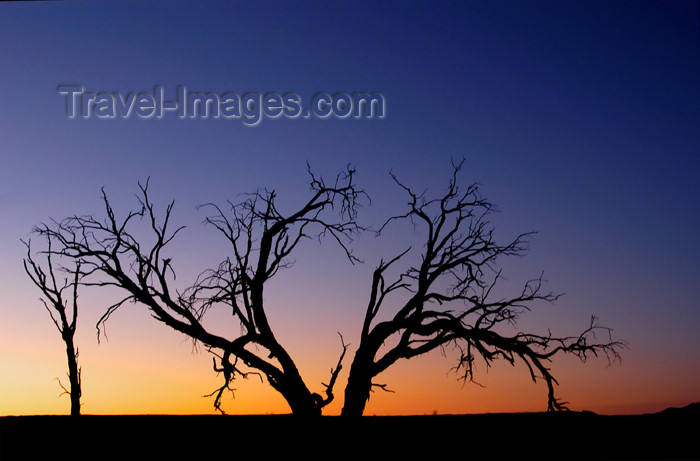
[1,0,698,416]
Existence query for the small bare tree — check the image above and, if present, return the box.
[23,237,82,416]
[34,167,363,416]
[340,160,623,416]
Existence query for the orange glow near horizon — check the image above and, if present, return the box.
[2,236,698,417]
[2,301,696,417]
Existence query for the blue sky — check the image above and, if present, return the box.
[0,0,698,415]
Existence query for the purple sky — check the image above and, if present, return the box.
[1,0,698,415]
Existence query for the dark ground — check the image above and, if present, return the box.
[0,403,697,459]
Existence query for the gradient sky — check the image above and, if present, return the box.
[1,0,698,416]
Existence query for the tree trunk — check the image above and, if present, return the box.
[341,349,375,417]
[64,335,81,416]
[269,371,323,416]
[286,393,322,416]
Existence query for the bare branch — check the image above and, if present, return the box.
[371,383,395,394]
[319,333,349,408]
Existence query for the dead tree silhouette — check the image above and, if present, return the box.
[33,167,362,416]
[23,237,82,416]
[340,160,623,416]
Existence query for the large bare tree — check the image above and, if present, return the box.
[33,167,362,416]
[23,237,82,416]
[340,160,623,416]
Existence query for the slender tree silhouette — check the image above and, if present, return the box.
[341,160,623,416]
[30,161,622,416]
[23,237,82,416]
